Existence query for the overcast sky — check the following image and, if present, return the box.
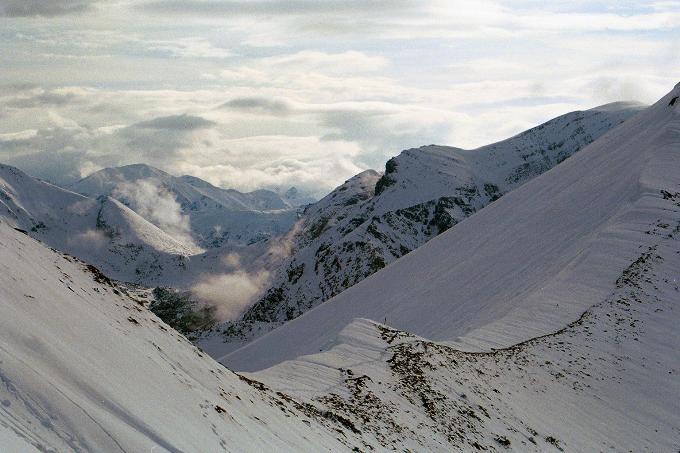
[1,0,678,196]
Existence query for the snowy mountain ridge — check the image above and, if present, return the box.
[225,85,679,369]
[0,162,198,258]
[203,101,643,351]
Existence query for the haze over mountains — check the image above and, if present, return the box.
[1,85,679,451]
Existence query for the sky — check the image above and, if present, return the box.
[0,0,678,197]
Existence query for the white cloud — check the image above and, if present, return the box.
[0,0,677,197]
[145,37,234,59]
[113,179,199,249]
[191,269,270,321]
[68,228,107,249]
[262,50,389,73]
[190,220,303,321]
[0,0,101,17]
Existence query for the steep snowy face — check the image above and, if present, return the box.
[71,164,298,249]
[224,86,678,373]
[226,102,643,336]
[247,231,680,451]
[0,222,373,452]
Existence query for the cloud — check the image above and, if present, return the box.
[587,77,654,104]
[139,0,417,17]
[220,97,292,115]
[144,37,234,59]
[312,103,458,167]
[190,220,302,321]
[112,179,199,249]
[107,114,219,164]
[66,198,99,215]
[0,123,103,184]
[260,51,389,74]
[68,228,107,249]
[1,73,673,197]
[0,112,214,185]
[0,0,99,17]
[174,135,367,195]
[0,1,677,197]
[7,90,81,108]
[133,114,216,131]
[218,51,391,97]
[191,269,270,321]
[265,219,302,261]
[135,0,680,41]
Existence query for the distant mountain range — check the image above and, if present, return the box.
[0,163,299,287]
[70,163,300,249]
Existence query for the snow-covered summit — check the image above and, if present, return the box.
[0,163,198,256]
[370,101,643,214]
[282,186,318,207]
[0,163,272,288]
[73,163,289,211]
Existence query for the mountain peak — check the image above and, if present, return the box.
[588,100,647,113]
[88,163,170,180]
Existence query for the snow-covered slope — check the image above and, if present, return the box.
[0,221,398,452]
[217,102,642,339]
[218,85,680,451]
[225,87,677,369]
[3,218,678,452]
[71,164,298,249]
